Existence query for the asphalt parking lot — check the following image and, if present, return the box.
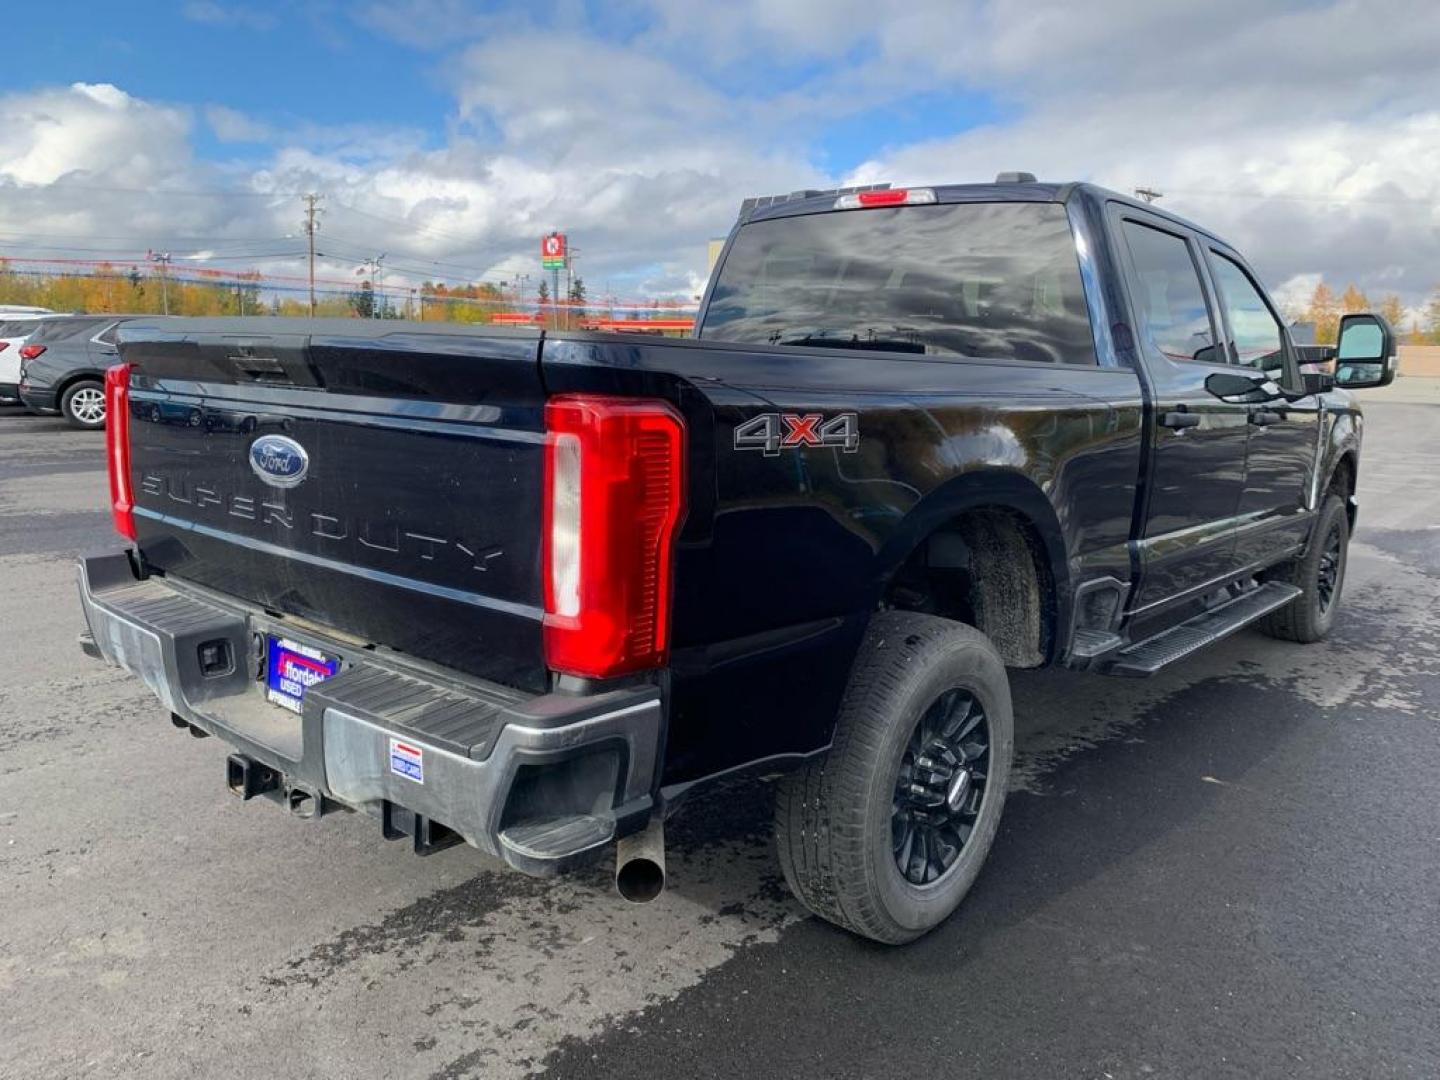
[2,388,1437,1080]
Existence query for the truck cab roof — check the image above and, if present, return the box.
[738,178,1225,248]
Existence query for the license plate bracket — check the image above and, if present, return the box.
[265,635,339,714]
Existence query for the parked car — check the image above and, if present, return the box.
[2,318,41,405]
[17,315,148,428]
[0,314,73,405]
[76,177,1396,944]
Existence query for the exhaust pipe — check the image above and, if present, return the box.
[615,817,666,903]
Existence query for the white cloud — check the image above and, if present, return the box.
[181,2,277,31]
[0,83,192,187]
[205,104,271,143]
[4,2,1440,308]
[784,0,1440,307]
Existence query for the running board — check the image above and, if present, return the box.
[1101,582,1301,677]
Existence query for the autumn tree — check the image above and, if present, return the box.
[1305,280,1340,344]
[1425,286,1440,345]
[1378,294,1407,336]
[1339,283,1369,315]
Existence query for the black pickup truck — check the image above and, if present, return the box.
[77,177,1397,944]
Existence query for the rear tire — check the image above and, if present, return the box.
[775,611,1013,944]
[60,379,106,430]
[1259,493,1349,643]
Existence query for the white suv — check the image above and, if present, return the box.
[0,312,64,404]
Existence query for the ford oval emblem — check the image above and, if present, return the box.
[248,434,309,488]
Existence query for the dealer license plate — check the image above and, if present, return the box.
[265,635,338,714]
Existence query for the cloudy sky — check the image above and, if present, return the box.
[0,0,1437,317]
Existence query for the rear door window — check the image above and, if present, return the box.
[700,201,1097,365]
[1119,219,1221,365]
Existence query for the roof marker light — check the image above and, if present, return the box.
[834,188,937,210]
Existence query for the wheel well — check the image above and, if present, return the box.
[881,507,1054,668]
[1328,453,1357,529]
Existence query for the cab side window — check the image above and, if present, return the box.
[1209,253,1285,375]
[1120,220,1219,364]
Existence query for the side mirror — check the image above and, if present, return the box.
[1334,313,1397,389]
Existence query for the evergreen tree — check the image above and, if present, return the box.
[348,280,375,318]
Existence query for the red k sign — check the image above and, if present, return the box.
[541,233,567,266]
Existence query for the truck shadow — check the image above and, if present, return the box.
[534,610,1427,1077]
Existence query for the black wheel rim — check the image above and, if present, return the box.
[1317,522,1343,613]
[891,688,992,887]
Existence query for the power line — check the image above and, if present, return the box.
[1155,186,1435,207]
[0,231,295,246]
[324,201,512,253]
[317,236,513,284]
[0,182,306,198]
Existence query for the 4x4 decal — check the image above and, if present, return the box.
[734,412,860,456]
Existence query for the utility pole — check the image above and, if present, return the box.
[302,193,324,316]
[147,250,172,315]
[357,255,386,319]
[564,247,582,331]
[1134,186,1164,204]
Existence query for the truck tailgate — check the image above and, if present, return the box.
[118,319,549,693]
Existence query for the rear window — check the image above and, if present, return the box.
[0,318,56,337]
[699,202,1096,365]
[33,318,106,342]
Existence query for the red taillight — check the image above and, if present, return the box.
[105,363,136,541]
[19,344,45,360]
[0,342,9,352]
[542,395,686,679]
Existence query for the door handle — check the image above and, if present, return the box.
[1248,409,1284,426]
[1159,410,1201,430]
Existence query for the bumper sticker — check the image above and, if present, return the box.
[389,738,424,784]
